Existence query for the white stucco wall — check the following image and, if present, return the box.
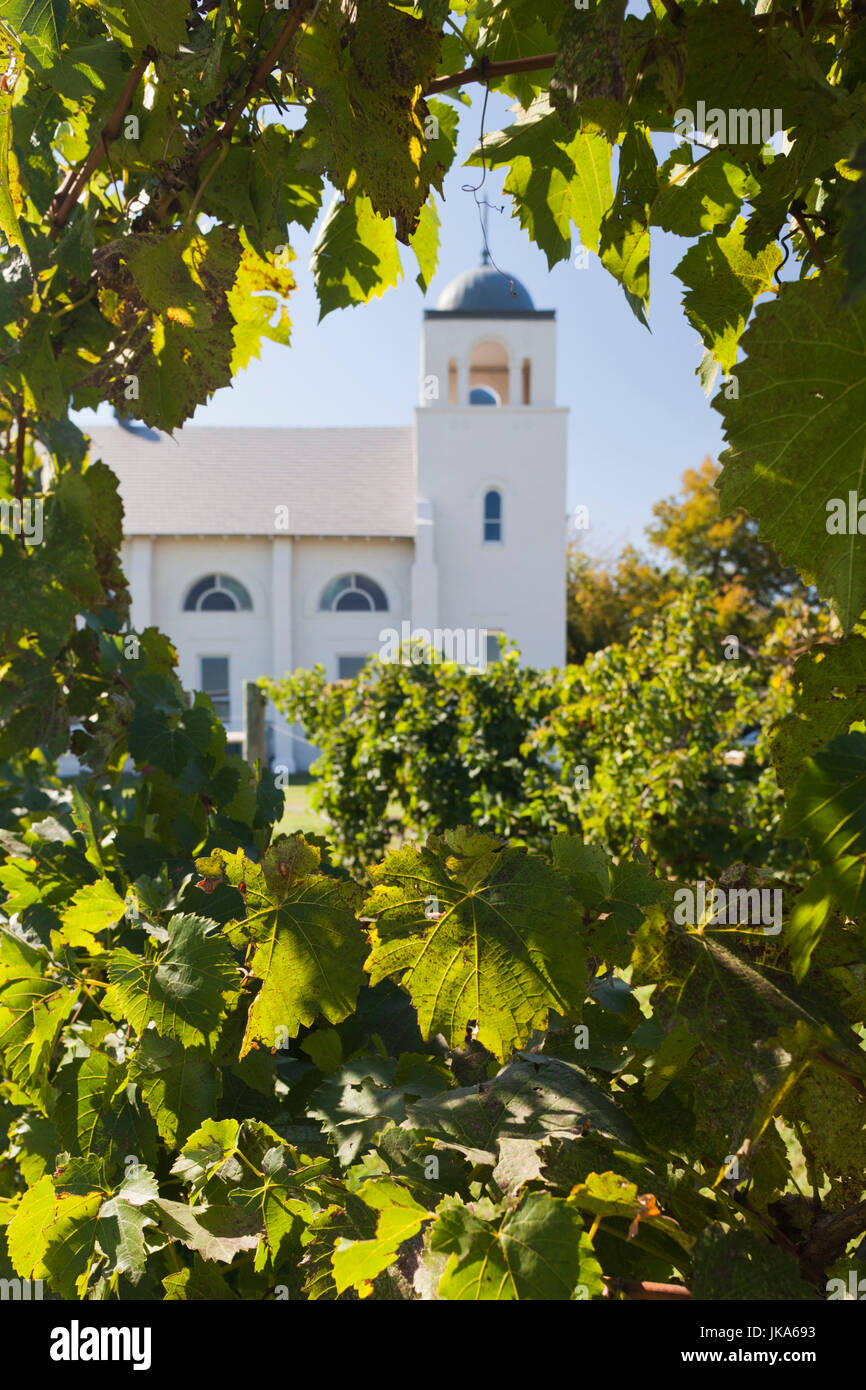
[148,537,273,741]
[421,316,558,408]
[287,537,414,770]
[121,534,416,773]
[414,405,568,668]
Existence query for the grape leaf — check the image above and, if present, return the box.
[780,732,866,915]
[170,1117,241,1191]
[309,1059,407,1166]
[654,145,759,238]
[787,870,836,983]
[311,193,402,320]
[410,199,440,293]
[131,1030,219,1147]
[363,831,586,1060]
[96,1196,154,1283]
[54,1048,158,1170]
[630,904,866,1161]
[771,635,866,792]
[148,1198,263,1263]
[599,122,655,325]
[407,1052,642,1165]
[716,272,866,628]
[7,1175,104,1297]
[3,0,69,62]
[0,43,29,257]
[228,232,295,374]
[692,1225,818,1300]
[58,877,126,952]
[103,913,238,1046]
[97,0,190,54]
[0,958,76,1103]
[466,105,613,267]
[431,1192,604,1300]
[551,834,668,965]
[294,1,441,240]
[162,1255,238,1300]
[197,847,365,1053]
[674,218,782,372]
[331,1180,431,1295]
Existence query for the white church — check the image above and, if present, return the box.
[90,261,568,771]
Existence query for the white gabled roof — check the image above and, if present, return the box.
[85,426,417,537]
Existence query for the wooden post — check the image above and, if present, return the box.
[243,681,267,767]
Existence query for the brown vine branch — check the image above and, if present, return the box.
[657,0,686,26]
[790,207,828,271]
[138,0,318,229]
[799,1200,866,1282]
[49,55,150,233]
[428,5,844,96]
[13,408,25,502]
[814,1050,866,1101]
[732,1189,802,1264]
[198,0,318,162]
[426,52,557,95]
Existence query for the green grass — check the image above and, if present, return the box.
[273,775,405,852]
[274,773,330,837]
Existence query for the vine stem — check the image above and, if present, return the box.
[427,52,557,95]
[13,407,25,503]
[790,207,828,271]
[183,139,230,230]
[139,0,319,229]
[657,0,686,25]
[49,54,150,232]
[195,0,318,167]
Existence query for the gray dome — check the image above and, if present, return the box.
[436,264,535,313]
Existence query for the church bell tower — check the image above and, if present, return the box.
[412,257,567,668]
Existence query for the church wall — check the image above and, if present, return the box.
[421,317,557,407]
[149,536,273,740]
[290,537,413,677]
[415,405,567,669]
[286,537,414,771]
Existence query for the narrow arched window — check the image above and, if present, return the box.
[320,573,388,612]
[469,339,509,402]
[184,574,252,611]
[483,489,502,543]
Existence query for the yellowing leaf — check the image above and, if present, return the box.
[58,878,126,953]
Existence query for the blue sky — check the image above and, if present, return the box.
[79,85,727,556]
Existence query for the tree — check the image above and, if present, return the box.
[567,459,824,663]
[566,542,674,664]
[647,456,816,632]
[1,0,866,1306]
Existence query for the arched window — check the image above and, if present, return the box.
[469,338,510,402]
[483,489,502,543]
[320,573,388,612]
[183,574,252,612]
[470,385,499,406]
